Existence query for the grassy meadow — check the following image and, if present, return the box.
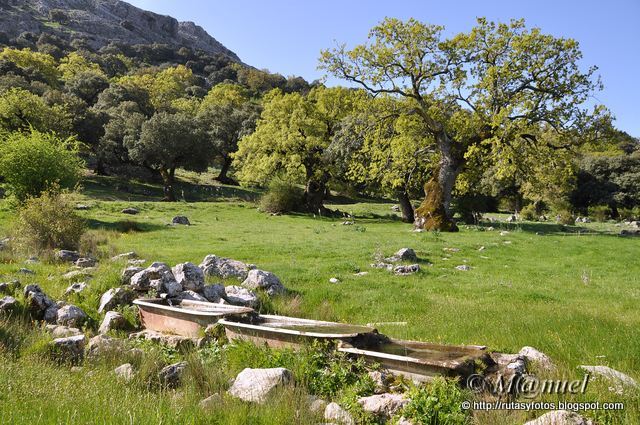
[0,174,639,424]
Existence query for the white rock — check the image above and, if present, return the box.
[174,290,207,302]
[99,311,126,334]
[524,410,594,425]
[242,269,285,295]
[159,362,187,388]
[50,334,86,362]
[172,262,204,292]
[324,402,354,425]
[393,264,420,275]
[114,363,135,381]
[64,282,87,296]
[455,265,471,271]
[200,255,252,280]
[224,286,259,308]
[56,304,87,328]
[519,346,555,371]
[111,252,138,261]
[357,393,409,418]
[578,365,638,392]
[228,367,293,403]
[329,277,340,284]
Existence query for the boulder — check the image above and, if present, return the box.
[159,361,188,388]
[324,402,354,425]
[173,290,207,302]
[242,269,285,295]
[223,286,259,308]
[524,410,594,425]
[172,262,204,292]
[578,365,638,392]
[87,334,125,359]
[25,286,56,320]
[394,248,418,262]
[357,393,409,418]
[56,304,87,327]
[56,250,80,263]
[150,270,182,297]
[121,207,139,215]
[64,282,87,296]
[111,252,138,261]
[455,265,471,271]
[130,262,174,291]
[98,287,135,313]
[121,266,144,284]
[45,324,82,338]
[519,346,556,371]
[75,257,96,268]
[50,335,86,363]
[171,216,190,225]
[228,367,293,403]
[0,296,17,313]
[199,255,253,280]
[129,329,198,350]
[114,363,135,382]
[393,264,420,275]
[202,284,225,303]
[98,311,127,334]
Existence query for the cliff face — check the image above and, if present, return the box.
[0,0,241,61]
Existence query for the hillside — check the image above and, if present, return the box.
[0,0,241,61]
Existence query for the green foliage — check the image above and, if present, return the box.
[0,88,72,135]
[556,209,575,225]
[401,378,471,425]
[520,204,537,221]
[587,205,612,222]
[259,178,304,213]
[0,130,83,201]
[0,47,61,85]
[11,189,86,252]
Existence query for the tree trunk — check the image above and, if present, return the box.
[159,168,176,202]
[216,156,239,186]
[305,179,329,215]
[414,132,460,231]
[397,190,415,223]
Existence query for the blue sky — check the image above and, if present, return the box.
[128,0,639,136]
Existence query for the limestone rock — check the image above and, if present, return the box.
[0,279,20,294]
[455,265,471,271]
[129,329,198,349]
[111,252,138,261]
[130,262,174,291]
[121,266,144,284]
[519,346,556,371]
[172,262,204,292]
[121,207,139,215]
[388,248,418,262]
[368,370,389,394]
[578,365,638,393]
[50,335,86,363]
[524,410,594,425]
[223,285,259,308]
[56,304,87,328]
[200,255,253,280]
[242,269,285,295]
[201,284,225,303]
[62,269,93,281]
[172,216,190,225]
[0,296,17,313]
[64,282,87,296]
[173,290,207,302]
[159,362,188,388]
[199,393,223,410]
[228,367,293,403]
[114,363,135,382]
[87,334,125,359]
[394,264,420,275]
[45,324,82,338]
[75,257,96,268]
[357,393,409,418]
[99,311,127,334]
[56,250,80,263]
[98,287,135,313]
[324,402,354,425]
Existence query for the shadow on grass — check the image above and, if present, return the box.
[86,218,167,233]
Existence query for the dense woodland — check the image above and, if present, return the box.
[0,18,638,228]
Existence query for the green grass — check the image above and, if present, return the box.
[0,178,639,424]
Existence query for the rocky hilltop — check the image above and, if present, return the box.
[0,0,241,61]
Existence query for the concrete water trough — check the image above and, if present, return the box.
[133,298,253,337]
[338,337,488,382]
[218,314,378,349]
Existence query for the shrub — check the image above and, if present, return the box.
[0,130,83,202]
[556,210,574,225]
[259,178,304,214]
[588,205,612,222]
[401,378,471,425]
[618,207,640,221]
[12,189,86,253]
[520,204,537,221]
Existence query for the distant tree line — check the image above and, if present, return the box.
[0,19,638,227]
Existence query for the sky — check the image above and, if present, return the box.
[127,0,639,136]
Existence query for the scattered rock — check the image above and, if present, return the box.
[172,262,204,292]
[128,259,147,266]
[18,268,35,275]
[45,324,82,338]
[121,207,139,215]
[25,286,56,320]
[173,290,207,302]
[391,205,400,212]
[309,396,328,413]
[385,248,418,263]
[159,361,188,388]
[329,277,340,284]
[443,247,460,253]
[242,269,285,295]
[370,262,393,270]
[114,363,135,382]
[56,250,81,263]
[129,329,198,349]
[121,266,144,284]
[393,264,420,275]
[578,365,639,393]
[223,285,259,308]
[56,304,87,328]
[75,257,96,268]
[171,215,190,225]
[200,255,253,280]
[62,269,93,281]
[98,287,135,313]
[519,346,556,371]
[201,284,225,303]
[75,204,90,210]
[506,215,517,222]
[25,256,39,264]
[150,270,182,297]
[478,246,485,251]
[455,265,471,271]
[0,296,17,313]
[0,280,20,294]
[354,271,369,276]
[368,371,389,394]
[64,282,87,296]
[324,402,354,425]
[129,262,174,291]
[357,393,409,419]
[111,252,138,261]
[342,220,355,225]
[228,367,293,403]
[199,393,223,410]
[87,334,125,359]
[50,335,86,363]
[99,311,127,334]
[524,410,594,425]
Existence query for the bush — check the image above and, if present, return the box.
[619,207,640,221]
[0,130,83,202]
[556,210,574,225]
[259,178,304,214]
[587,205,612,222]
[520,204,537,221]
[401,378,470,425]
[12,190,86,253]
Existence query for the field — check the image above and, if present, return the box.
[0,175,639,424]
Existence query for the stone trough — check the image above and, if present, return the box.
[133,298,253,337]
